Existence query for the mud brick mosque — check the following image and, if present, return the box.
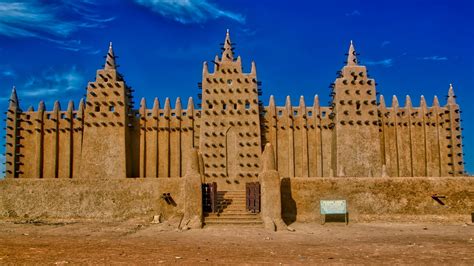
[4,30,465,184]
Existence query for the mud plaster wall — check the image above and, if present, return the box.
[0,179,184,221]
[281,177,474,223]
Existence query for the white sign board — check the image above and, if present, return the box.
[320,200,347,215]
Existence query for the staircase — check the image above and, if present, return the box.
[204,190,262,226]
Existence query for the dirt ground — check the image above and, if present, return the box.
[0,219,473,264]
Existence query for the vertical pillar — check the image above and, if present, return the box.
[5,87,20,178]
[35,101,45,178]
[299,96,309,177]
[285,96,295,177]
[139,98,147,177]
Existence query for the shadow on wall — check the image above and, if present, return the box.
[281,178,297,224]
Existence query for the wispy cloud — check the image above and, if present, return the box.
[345,10,361,16]
[381,41,391,47]
[21,66,84,97]
[364,58,394,67]
[133,0,245,24]
[0,1,114,51]
[1,68,16,78]
[419,56,448,61]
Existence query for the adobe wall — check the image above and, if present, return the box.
[1,177,472,223]
[0,179,184,221]
[281,177,474,223]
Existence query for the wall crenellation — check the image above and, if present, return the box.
[3,31,466,182]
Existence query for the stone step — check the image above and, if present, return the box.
[204,220,263,227]
[205,216,260,222]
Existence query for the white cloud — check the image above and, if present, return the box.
[381,41,391,47]
[0,1,114,51]
[21,66,84,97]
[345,10,361,16]
[2,69,16,78]
[364,58,394,67]
[419,56,448,61]
[134,0,245,24]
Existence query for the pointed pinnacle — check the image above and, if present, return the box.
[203,61,208,75]
[175,97,182,111]
[67,100,74,112]
[221,30,234,61]
[269,95,276,108]
[347,40,358,66]
[78,98,85,110]
[164,97,171,115]
[153,97,160,109]
[420,95,427,109]
[53,101,61,112]
[299,95,306,107]
[379,95,386,108]
[105,42,116,70]
[187,97,194,112]
[152,97,160,117]
[448,83,456,105]
[9,86,19,109]
[140,97,146,113]
[392,95,399,108]
[405,95,412,108]
[433,95,440,107]
[314,95,320,108]
[251,61,256,74]
[38,101,46,112]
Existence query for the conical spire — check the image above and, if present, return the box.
[187,97,194,114]
[175,97,182,116]
[447,83,456,105]
[405,95,412,108]
[251,61,256,75]
[78,99,85,119]
[379,95,386,108]
[202,61,208,75]
[164,97,171,117]
[346,40,358,66]
[269,95,276,107]
[139,98,146,114]
[67,100,74,112]
[420,95,427,111]
[8,86,19,110]
[53,101,61,112]
[221,29,234,61]
[152,97,160,117]
[104,42,116,70]
[299,95,306,115]
[433,95,440,107]
[392,95,399,108]
[313,95,320,109]
[285,95,292,116]
[38,101,45,112]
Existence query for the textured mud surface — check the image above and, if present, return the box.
[0,220,473,264]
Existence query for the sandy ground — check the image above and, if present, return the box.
[0,219,473,264]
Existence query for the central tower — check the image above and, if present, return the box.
[331,41,382,176]
[200,30,262,181]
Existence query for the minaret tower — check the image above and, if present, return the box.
[79,43,134,178]
[200,30,262,182]
[331,41,382,176]
[5,87,20,178]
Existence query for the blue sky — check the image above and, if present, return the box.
[0,0,473,175]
